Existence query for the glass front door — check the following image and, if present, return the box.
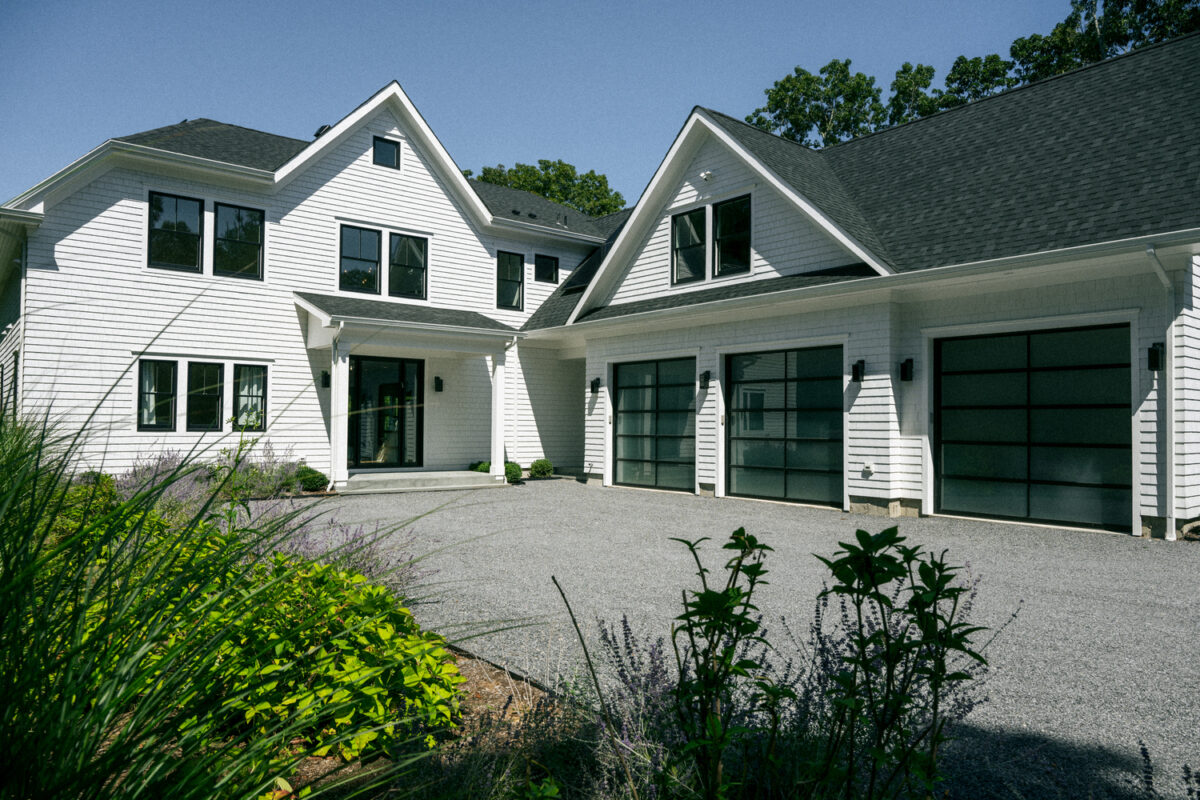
[348,356,423,468]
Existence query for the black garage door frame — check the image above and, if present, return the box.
[931,321,1134,532]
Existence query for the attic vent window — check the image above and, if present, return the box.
[372,137,400,169]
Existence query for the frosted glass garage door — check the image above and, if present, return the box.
[935,324,1131,531]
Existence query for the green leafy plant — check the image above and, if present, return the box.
[469,461,490,473]
[529,459,554,479]
[294,464,329,492]
[505,462,523,484]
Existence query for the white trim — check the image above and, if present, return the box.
[919,308,1140,535]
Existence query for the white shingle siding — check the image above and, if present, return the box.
[505,345,585,470]
[1176,255,1200,519]
[606,137,854,307]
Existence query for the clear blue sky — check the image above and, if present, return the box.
[1,0,1066,207]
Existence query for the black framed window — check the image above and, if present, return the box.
[497,251,523,310]
[233,364,267,432]
[388,234,427,299]
[186,362,224,432]
[671,207,705,284]
[138,360,177,431]
[534,254,559,283]
[714,195,751,276]
[213,203,264,279]
[148,192,203,271]
[340,225,381,293]
[373,137,400,169]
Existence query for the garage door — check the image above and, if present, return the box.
[935,323,1131,531]
[726,345,843,506]
[613,357,695,491]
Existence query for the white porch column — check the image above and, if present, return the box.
[489,348,506,480]
[329,340,352,488]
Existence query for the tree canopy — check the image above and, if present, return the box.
[464,159,626,217]
[748,0,1200,147]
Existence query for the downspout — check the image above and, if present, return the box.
[328,320,344,492]
[1146,246,1176,540]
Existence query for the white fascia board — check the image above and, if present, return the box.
[695,112,891,276]
[567,114,707,324]
[490,216,605,244]
[559,226,1200,337]
[272,82,494,228]
[293,294,333,326]
[292,292,522,343]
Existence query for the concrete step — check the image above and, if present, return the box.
[338,470,507,495]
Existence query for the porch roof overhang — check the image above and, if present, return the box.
[294,291,522,354]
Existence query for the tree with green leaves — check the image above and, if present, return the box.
[464,159,625,216]
[746,59,885,148]
[886,62,939,126]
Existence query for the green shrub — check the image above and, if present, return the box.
[529,458,554,478]
[505,462,522,483]
[294,464,329,492]
[469,460,490,472]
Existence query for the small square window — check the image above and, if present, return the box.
[373,137,400,169]
[534,254,559,283]
[186,362,224,432]
[214,203,265,280]
[148,192,203,272]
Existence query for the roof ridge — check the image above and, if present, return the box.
[115,116,310,146]
[697,106,822,157]
[827,29,1200,151]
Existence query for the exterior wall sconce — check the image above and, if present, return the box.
[590,377,601,395]
[434,376,444,392]
[1148,342,1165,371]
[699,370,711,390]
[851,360,866,383]
[899,358,914,382]
[320,370,331,388]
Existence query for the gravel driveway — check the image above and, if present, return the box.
[304,479,1198,798]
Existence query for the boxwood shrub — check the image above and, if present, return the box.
[529,458,553,478]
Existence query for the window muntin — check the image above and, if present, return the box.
[213,203,265,279]
[340,225,381,293]
[534,254,559,283]
[496,251,523,310]
[671,207,706,284]
[186,362,224,432]
[137,360,177,431]
[148,192,203,271]
[714,195,751,276]
[233,364,267,432]
[388,234,427,299]
[373,137,400,169]
[138,360,177,431]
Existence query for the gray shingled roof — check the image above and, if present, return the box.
[115,119,309,171]
[703,33,1200,273]
[573,265,877,323]
[523,210,632,331]
[467,180,607,238]
[295,292,516,332]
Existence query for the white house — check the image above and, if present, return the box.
[3,33,1199,537]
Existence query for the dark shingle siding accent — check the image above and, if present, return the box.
[115,119,309,171]
[574,264,877,323]
[467,180,606,238]
[295,292,516,332]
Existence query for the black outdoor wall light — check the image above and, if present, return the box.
[590,377,601,395]
[699,370,711,390]
[899,358,914,382]
[1148,342,1165,371]
[434,376,444,392]
[851,360,866,383]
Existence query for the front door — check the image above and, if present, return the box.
[348,356,423,468]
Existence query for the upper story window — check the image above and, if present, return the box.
[340,225,381,293]
[497,251,524,310]
[389,234,427,299]
[373,137,400,169]
[137,359,177,431]
[671,207,706,284]
[186,362,224,432]
[214,203,265,280]
[714,195,751,276]
[148,191,203,272]
[534,254,559,284]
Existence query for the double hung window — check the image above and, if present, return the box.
[714,195,751,275]
[340,225,382,293]
[534,254,559,283]
[233,364,267,431]
[148,192,203,271]
[497,251,523,310]
[671,208,706,284]
[138,360,177,431]
[186,362,224,431]
[214,203,265,279]
[389,234,427,299]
